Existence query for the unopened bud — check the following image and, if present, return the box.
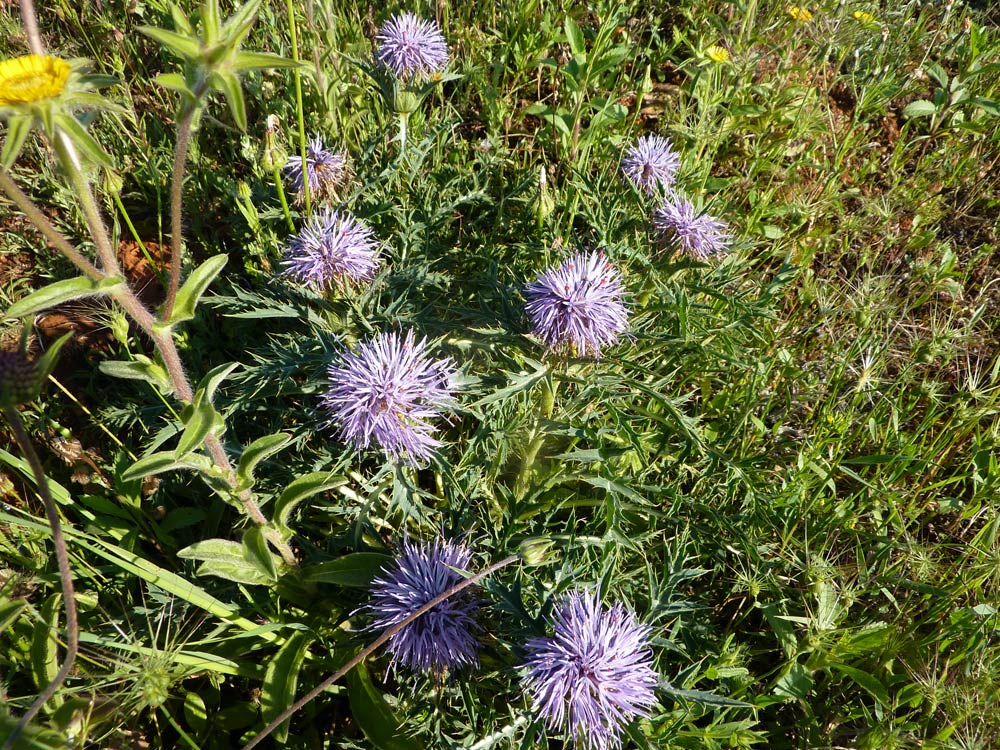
[261,121,288,173]
[535,165,555,229]
[103,169,124,195]
[519,537,557,567]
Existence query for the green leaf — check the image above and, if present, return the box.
[472,361,549,407]
[5,275,124,319]
[175,391,223,458]
[154,72,197,104]
[179,538,276,585]
[902,99,938,119]
[183,691,208,735]
[196,361,241,403]
[232,51,302,71]
[54,113,114,169]
[659,683,753,709]
[196,559,276,585]
[301,553,392,587]
[31,594,62,704]
[0,597,26,638]
[121,450,212,482]
[99,355,173,392]
[168,254,228,326]
[34,331,73,384]
[773,661,814,700]
[212,70,247,130]
[140,26,203,60]
[260,632,313,743]
[831,662,889,708]
[1,114,34,169]
[346,662,425,750]
[236,432,292,490]
[220,0,262,43]
[273,472,346,534]
[564,17,586,56]
[169,3,195,36]
[202,0,222,44]
[971,96,1000,117]
[241,527,278,582]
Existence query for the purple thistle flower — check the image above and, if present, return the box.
[282,207,381,291]
[621,134,681,195]
[376,12,449,81]
[368,539,482,674]
[322,330,456,465]
[521,591,658,750]
[652,193,730,261]
[524,251,629,358]
[282,136,352,203]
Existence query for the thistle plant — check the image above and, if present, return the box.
[362,11,457,151]
[652,192,730,261]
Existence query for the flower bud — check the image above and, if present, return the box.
[535,165,555,229]
[518,537,558,567]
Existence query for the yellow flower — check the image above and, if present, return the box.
[786,5,813,23]
[853,10,876,24]
[705,45,730,64]
[0,55,71,106]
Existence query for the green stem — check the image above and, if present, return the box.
[0,405,79,750]
[241,554,521,750]
[285,0,310,215]
[513,376,556,498]
[112,190,166,288]
[272,166,295,233]
[398,112,408,154]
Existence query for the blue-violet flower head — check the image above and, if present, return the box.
[322,331,456,465]
[282,136,352,203]
[652,193,730,260]
[621,134,680,195]
[524,251,629,358]
[521,591,658,750]
[368,539,481,674]
[376,12,449,81]
[282,207,381,291]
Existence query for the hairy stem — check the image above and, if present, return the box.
[0,405,79,750]
[18,0,44,54]
[285,0,310,214]
[272,166,295,233]
[52,133,120,275]
[163,95,202,321]
[0,170,103,281]
[241,554,520,750]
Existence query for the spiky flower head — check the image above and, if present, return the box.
[524,251,629,358]
[368,539,481,674]
[282,137,352,204]
[520,591,658,750]
[652,193,730,261]
[376,12,449,81]
[0,350,39,406]
[705,45,731,64]
[322,331,456,465]
[0,55,70,107]
[621,134,681,196]
[282,208,381,291]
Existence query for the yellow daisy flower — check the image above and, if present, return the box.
[853,10,876,24]
[0,55,71,107]
[705,45,731,64]
[786,5,813,23]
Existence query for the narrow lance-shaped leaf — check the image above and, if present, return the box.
[273,473,346,535]
[1,114,34,169]
[236,433,292,490]
[5,276,124,319]
[260,632,313,743]
[139,26,203,61]
[166,254,228,326]
[211,70,247,131]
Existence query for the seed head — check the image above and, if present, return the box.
[322,331,456,465]
[368,539,482,675]
[524,251,629,358]
[520,591,658,750]
[376,12,449,81]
